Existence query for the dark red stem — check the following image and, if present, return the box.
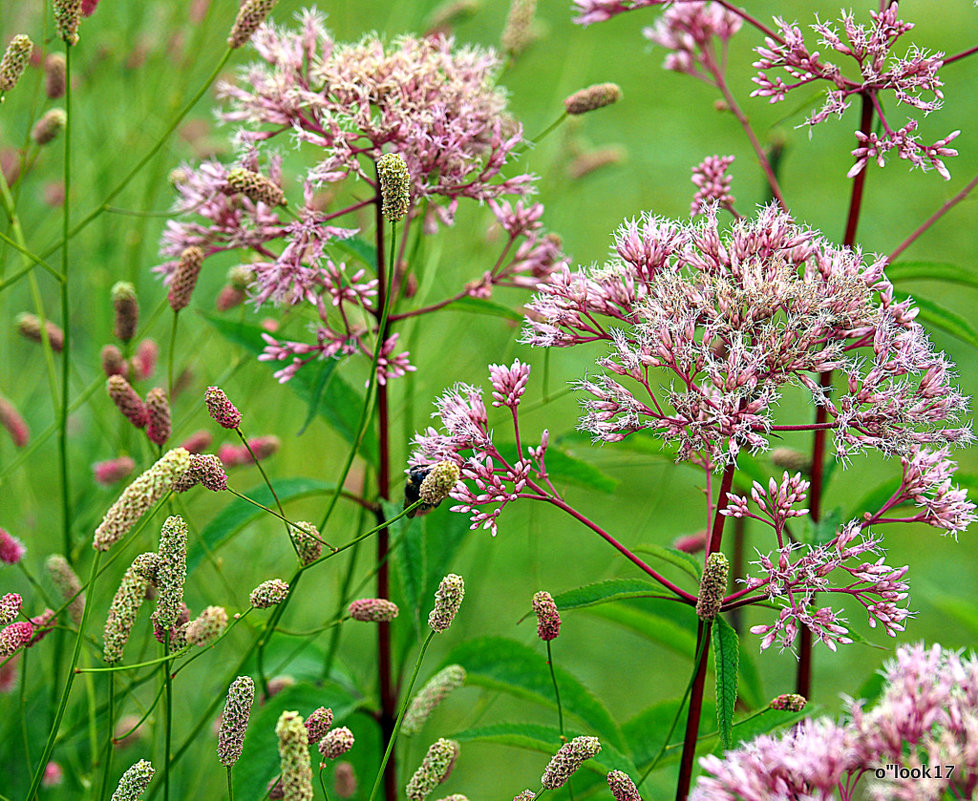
[676,621,712,801]
[707,462,737,557]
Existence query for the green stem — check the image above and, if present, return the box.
[97,673,115,801]
[60,44,73,562]
[168,310,179,402]
[227,767,234,801]
[367,630,436,801]
[235,429,293,542]
[318,767,331,801]
[163,637,172,801]
[26,551,103,801]
[546,640,564,738]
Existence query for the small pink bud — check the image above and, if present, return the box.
[168,247,204,311]
[0,528,27,565]
[107,376,149,429]
[532,591,561,641]
[93,457,136,486]
[0,395,29,447]
[205,386,241,429]
[145,388,171,446]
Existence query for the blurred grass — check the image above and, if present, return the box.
[1,0,977,798]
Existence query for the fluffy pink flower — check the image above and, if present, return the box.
[690,155,735,215]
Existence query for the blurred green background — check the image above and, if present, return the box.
[1,0,977,798]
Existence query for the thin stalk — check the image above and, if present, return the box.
[163,636,173,801]
[168,311,179,401]
[60,45,73,561]
[367,631,435,801]
[97,674,115,801]
[675,621,712,801]
[318,768,331,801]
[227,767,234,801]
[546,641,564,737]
[888,170,978,263]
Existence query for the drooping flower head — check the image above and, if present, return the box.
[318,726,354,760]
[0,35,33,94]
[402,665,467,736]
[541,736,601,789]
[185,605,228,647]
[304,706,333,745]
[0,528,26,565]
[46,554,85,625]
[109,760,155,801]
[103,552,158,664]
[205,386,242,429]
[348,598,399,623]
[218,676,256,767]
[249,578,289,608]
[276,710,314,801]
[405,738,459,801]
[0,395,28,448]
[428,574,465,633]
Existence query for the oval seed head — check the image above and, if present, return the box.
[304,706,333,745]
[185,605,228,647]
[348,598,399,623]
[16,312,65,351]
[0,593,22,626]
[428,573,464,633]
[0,621,33,658]
[205,386,242,429]
[0,395,28,448]
[218,676,256,767]
[168,246,204,311]
[290,521,323,566]
[228,0,278,48]
[319,726,354,760]
[31,109,67,146]
[377,153,411,222]
[334,762,356,798]
[0,35,33,94]
[249,578,289,609]
[173,452,229,494]
[418,461,460,507]
[564,82,622,115]
[101,345,128,378]
[109,759,155,801]
[44,53,67,98]
[607,770,642,801]
[45,554,85,624]
[405,738,458,801]
[501,0,537,56]
[696,552,729,621]
[145,388,171,446]
[103,552,157,664]
[93,457,136,486]
[0,528,26,565]
[532,591,561,641]
[152,515,188,633]
[402,664,467,736]
[107,376,149,429]
[769,693,807,712]
[226,167,286,207]
[541,736,601,789]
[276,710,314,801]
[770,447,812,474]
[111,282,139,342]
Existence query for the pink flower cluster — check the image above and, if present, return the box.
[642,2,742,80]
[693,643,978,800]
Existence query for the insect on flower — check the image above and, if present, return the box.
[403,465,435,518]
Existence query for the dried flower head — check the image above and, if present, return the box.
[31,109,67,146]
[44,53,67,98]
[0,35,32,94]
[290,522,323,565]
[93,448,191,550]
[226,167,286,207]
[377,153,411,222]
[532,591,561,641]
[0,396,28,448]
[769,693,807,712]
[319,725,354,760]
[168,246,204,311]
[109,759,155,801]
[0,528,26,565]
[419,461,461,506]
[696,552,728,621]
[276,710,314,801]
[564,82,622,114]
[46,554,85,625]
[304,706,333,745]
[205,386,242,429]
[0,593,21,626]
[107,376,149,429]
[185,605,227,647]
[16,312,64,352]
[218,676,256,767]
[428,574,465,633]
[103,552,157,663]
[145,388,171,446]
[249,578,289,608]
[0,621,33,658]
[402,665,467,736]
[541,736,601,789]
[348,598,399,623]
[152,516,188,633]
[111,282,139,342]
[228,0,279,49]
[607,771,642,801]
[405,738,459,801]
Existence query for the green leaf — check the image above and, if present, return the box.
[854,670,887,706]
[232,680,364,801]
[585,603,698,658]
[444,636,625,749]
[633,544,702,582]
[332,235,377,268]
[927,592,978,639]
[496,443,618,494]
[383,499,426,634]
[201,312,377,459]
[622,699,717,767]
[803,505,842,546]
[295,359,337,436]
[887,261,978,291]
[711,618,739,751]
[736,638,764,710]
[552,578,668,611]
[423,506,472,616]
[451,722,637,776]
[187,478,332,571]
[445,295,524,322]
[728,708,809,750]
[895,292,978,349]
[734,451,769,488]
[848,476,903,521]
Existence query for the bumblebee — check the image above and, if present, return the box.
[404,464,436,518]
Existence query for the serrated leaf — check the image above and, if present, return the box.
[232,681,364,801]
[444,636,624,749]
[187,478,332,571]
[585,603,698,658]
[895,292,978,349]
[450,722,637,776]
[712,618,739,751]
[633,544,702,582]
[201,312,377,459]
[887,261,978,291]
[552,578,667,611]
[445,295,524,322]
[496,443,618,494]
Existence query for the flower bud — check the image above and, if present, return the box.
[108,375,149,429]
[228,0,278,49]
[276,710,314,801]
[0,35,33,93]
[226,167,286,207]
[318,725,354,760]
[428,574,464,633]
[532,591,561,641]
[348,598,399,623]
[377,153,410,222]
[44,53,67,98]
[46,554,85,624]
[405,738,458,801]
[101,345,128,378]
[304,706,333,745]
[111,282,139,342]
[0,395,28,448]
[607,770,642,801]
[696,552,729,621]
[402,665,466,736]
[290,521,323,566]
[769,693,807,712]
[103,553,157,663]
[205,386,241,429]
[249,578,289,608]
[541,736,601,789]
[16,312,64,351]
[54,0,83,45]
[564,82,622,115]
[0,528,26,565]
[42,762,63,788]
[93,457,137,486]
[418,461,460,507]
[31,109,67,146]
[218,676,255,767]
[145,388,171,446]
[109,759,155,801]
[185,605,228,647]
[168,246,204,311]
